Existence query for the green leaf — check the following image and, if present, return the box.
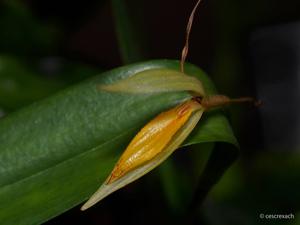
[0,60,237,225]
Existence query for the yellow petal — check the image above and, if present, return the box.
[81,99,204,210]
[98,69,205,96]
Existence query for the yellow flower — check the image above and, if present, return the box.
[81,70,204,211]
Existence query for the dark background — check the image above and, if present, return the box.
[1,0,300,224]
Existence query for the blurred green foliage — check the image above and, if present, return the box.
[0,0,299,225]
[0,56,61,110]
[0,0,58,57]
[0,0,102,113]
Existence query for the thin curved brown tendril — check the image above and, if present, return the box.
[180,0,203,73]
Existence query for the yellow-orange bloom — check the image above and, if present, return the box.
[81,99,204,210]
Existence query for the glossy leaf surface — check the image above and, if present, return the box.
[0,60,237,225]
